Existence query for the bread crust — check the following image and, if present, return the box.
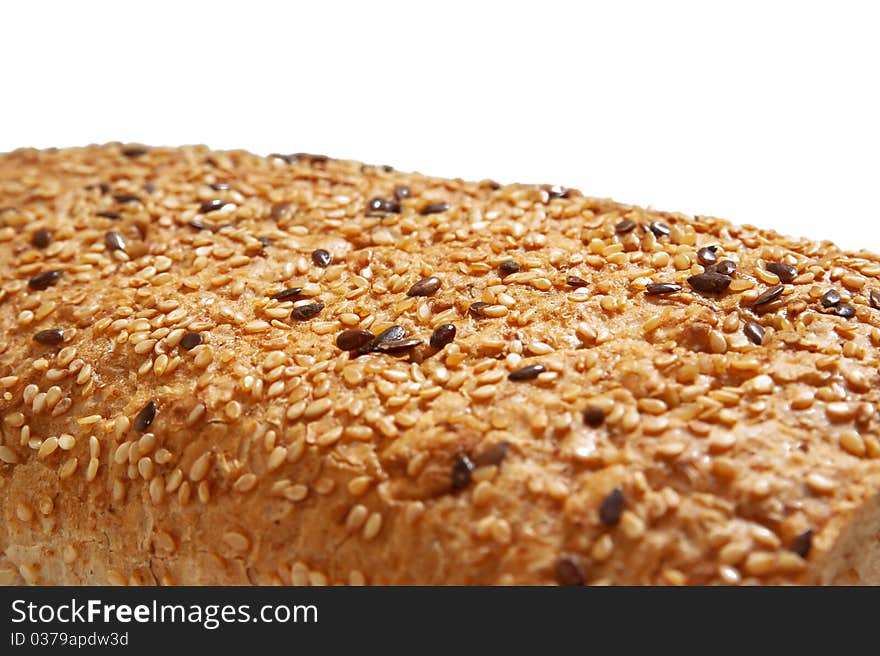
[2,145,880,585]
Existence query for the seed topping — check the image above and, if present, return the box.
[134,401,157,432]
[498,260,521,276]
[430,324,456,349]
[406,276,441,297]
[336,329,375,352]
[583,405,605,427]
[272,287,303,301]
[420,201,449,215]
[291,303,324,321]
[835,303,856,319]
[743,321,765,345]
[645,282,681,295]
[765,262,797,283]
[790,529,813,558]
[555,557,585,586]
[311,249,332,267]
[820,289,841,308]
[104,231,126,252]
[113,194,141,204]
[508,364,546,381]
[714,260,736,276]
[614,219,637,234]
[687,271,732,294]
[31,229,52,249]
[753,284,785,307]
[199,199,228,214]
[366,197,401,215]
[375,338,422,353]
[33,329,64,345]
[697,246,718,266]
[468,302,490,318]
[648,221,670,237]
[28,269,63,290]
[180,332,202,350]
[451,455,474,490]
[475,441,510,467]
[599,487,625,526]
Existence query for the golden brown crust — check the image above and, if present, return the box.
[1,144,880,585]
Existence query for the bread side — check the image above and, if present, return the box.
[1,145,880,585]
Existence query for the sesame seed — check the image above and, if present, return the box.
[336,329,375,351]
[104,231,126,252]
[96,210,121,220]
[311,249,332,267]
[31,229,52,249]
[189,452,212,481]
[765,262,797,283]
[645,282,682,295]
[28,269,62,290]
[697,246,718,266]
[599,487,625,526]
[272,287,303,301]
[743,321,765,345]
[555,556,584,586]
[33,329,64,345]
[0,446,19,464]
[199,199,227,214]
[113,194,141,204]
[614,219,637,234]
[790,529,813,558]
[839,430,866,456]
[180,332,202,350]
[363,513,383,540]
[566,275,589,288]
[583,405,605,427]
[687,271,732,294]
[451,455,474,490]
[406,276,442,297]
[430,324,456,349]
[475,441,510,467]
[121,147,148,157]
[820,289,841,308]
[806,472,835,494]
[291,302,324,321]
[498,260,521,277]
[753,284,785,307]
[648,221,670,237]
[393,185,411,200]
[508,364,546,381]
[420,201,449,215]
[134,401,157,432]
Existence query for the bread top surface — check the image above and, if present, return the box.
[1,144,880,585]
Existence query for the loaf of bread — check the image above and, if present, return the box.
[2,144,880,585]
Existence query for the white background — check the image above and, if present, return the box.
[1,1,877,250]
